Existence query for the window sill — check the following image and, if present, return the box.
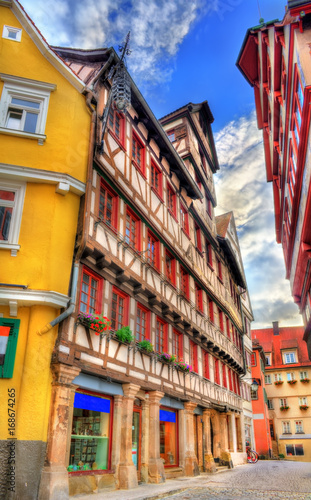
[151,186,164,203]
[132,160,146,179]
[0,242,20,256]
[108,128,126,151]
[0,127,46,145]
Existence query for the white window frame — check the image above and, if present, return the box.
[265,374,272,384]
[2,25,22,42]
[287,372,295,381]
[274,373,283,382]
[0,180,26,255]
[265,353,271,366]
[282,421,291,434]
[280,398,288,407]
[299,397,307,405]
[295,421,303,433]
[0,74,56,144]
[300,371,308,379]
[267,399,273,409]
[283,351,297,364]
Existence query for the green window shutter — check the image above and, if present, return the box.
[0,318,20,379]
[263,388,268,404]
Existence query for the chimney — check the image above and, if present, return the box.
[272,321,279,335]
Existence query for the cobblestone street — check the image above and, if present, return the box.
[160,461,311,500]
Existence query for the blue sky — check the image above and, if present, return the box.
[21,0,302,328]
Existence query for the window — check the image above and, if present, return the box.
[155,318,167,353]
[205,191,212,218]
[208,299,214,322]
[167,184,177,218]
[265,374,271,384]
[218,309,224,332]
[228,369,233,392]
[205,239,213,267]
[283,351,296,364]
[194,223,202,253]
[222,362,227,388]
[0,181,25,253]
[203,351,210,380]
[267,399,274,409]
[180,203,189,235]
[251,353,256,367]
[0,318,20,378]
[216,258,223,281]
[226,317,231,339]
[108,107,124,144]
[79,268,102,314]
[167,129,175,142]
[165,249,176,286]
[111,287,129,331]
[99,180,118,230]
[132,132,145,173]
[300,371,308,380]
[265,354,271,366]
[295,421,304,433]
[195,283,203,313]
[151,162,162,198]
[0,74,55,142]
[286,444,304,456]
[180,266,189,300]
[299,397,307,406]
[136,304,150,342]
[275,373,283,382]
[147,231,160,270]
[291,69,303,149]
[282,421,291,434]
[281,55,287,99]
[172,329,183,359]
[2,25,22,42]
[214,358,220,385]
[280,398,288,408]
[189,340,198,373]
[287,372,295,381]
[70,391,113,472]
[160,407,178,466]
[125,208,140,250]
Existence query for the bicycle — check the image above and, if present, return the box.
[246,446,259,463]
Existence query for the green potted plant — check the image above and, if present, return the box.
[77,312,110,336]
[274,380,283,386]
[280,405,289,411]
[175,359,192,373]
[137,339,153,353]
[115,326,134,343]
[287,379,297,385]
[299,405,309,410]
[300,378,310,383]
[159,352,176,364]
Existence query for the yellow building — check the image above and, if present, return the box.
[253,323,311,462]
[0,1,91,498]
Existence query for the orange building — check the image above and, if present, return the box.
[250,340,272,457]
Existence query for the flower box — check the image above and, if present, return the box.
[274,381,283,386]
[287,380,297,385]
[175,360,193,373]
[159,353,176,364]
[299,405,309,410]
[77,312,110,335]
[137,339,154,353]
[300,378,310,383]
[280,406,289,411]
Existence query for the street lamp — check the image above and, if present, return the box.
[243,378,261,393]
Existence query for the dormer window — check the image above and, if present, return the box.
[283,351,297,364]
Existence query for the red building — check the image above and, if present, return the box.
[251,340,272,457]
[237,1,311,359]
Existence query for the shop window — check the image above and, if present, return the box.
[111,287,129,331]
[286,444,304,456]
[180,202,189,236]
[79,267,103,314]
[0,74,55,142]
[203,351,210,380]
[132,132,145,174]
[172,329,183,359]
[205,239,213,267]
[155,317,167,353]
[167,184,176,218]
[165,249,176,286]
[135,304,150,342]
[194,222,202,253]
[0,318,20,378]
[0,181,25,253]
[195,283,203,313]
[151,162,162,198]
[108,107,124,145]
[147,231,160,270]
[282,421,291,434]
[125,208,140,250]
[99,180,118,230]
[180,266,189,300]
[69,391,113,472]
[160,407,178,466]
[189,340,198,373]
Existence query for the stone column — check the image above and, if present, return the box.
[148,391,165,484]
[202,409,216,473]
[118,383,141,489]
[140,398,150,483]
[111,394,123,485]
[219,413,232,468]
[227,413,234,451]
[239,412,246,453]
[38,363,81,500]
[183,402,199,476]
[210,410,221,460]
[230,413,237,453]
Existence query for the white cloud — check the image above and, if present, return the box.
[215,112,302,329]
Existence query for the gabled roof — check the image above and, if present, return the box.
[3,0,85,92]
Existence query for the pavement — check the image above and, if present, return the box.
[73,461,311,500]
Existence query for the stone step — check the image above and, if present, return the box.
[215,465,230,473]
[165,467,184,479]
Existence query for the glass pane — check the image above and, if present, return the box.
[160,409,177,466]
[295,444,304,456]
[0,190,15,202]
[11,98,40,109]
[7,111,22,130]
[24,112,38,133]
[0,208,12,240]
[132,412,140,469]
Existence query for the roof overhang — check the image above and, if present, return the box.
[217,236,246,289]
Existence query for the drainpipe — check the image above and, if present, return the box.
[37,88,98,335]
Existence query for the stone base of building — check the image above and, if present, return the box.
[204,453,216,473]
[219,450,233,468]
[148,459,165,483]
[184,456,200,476]
[118,464,138,489]
[38,465,69,500]
[68,472,115,496]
